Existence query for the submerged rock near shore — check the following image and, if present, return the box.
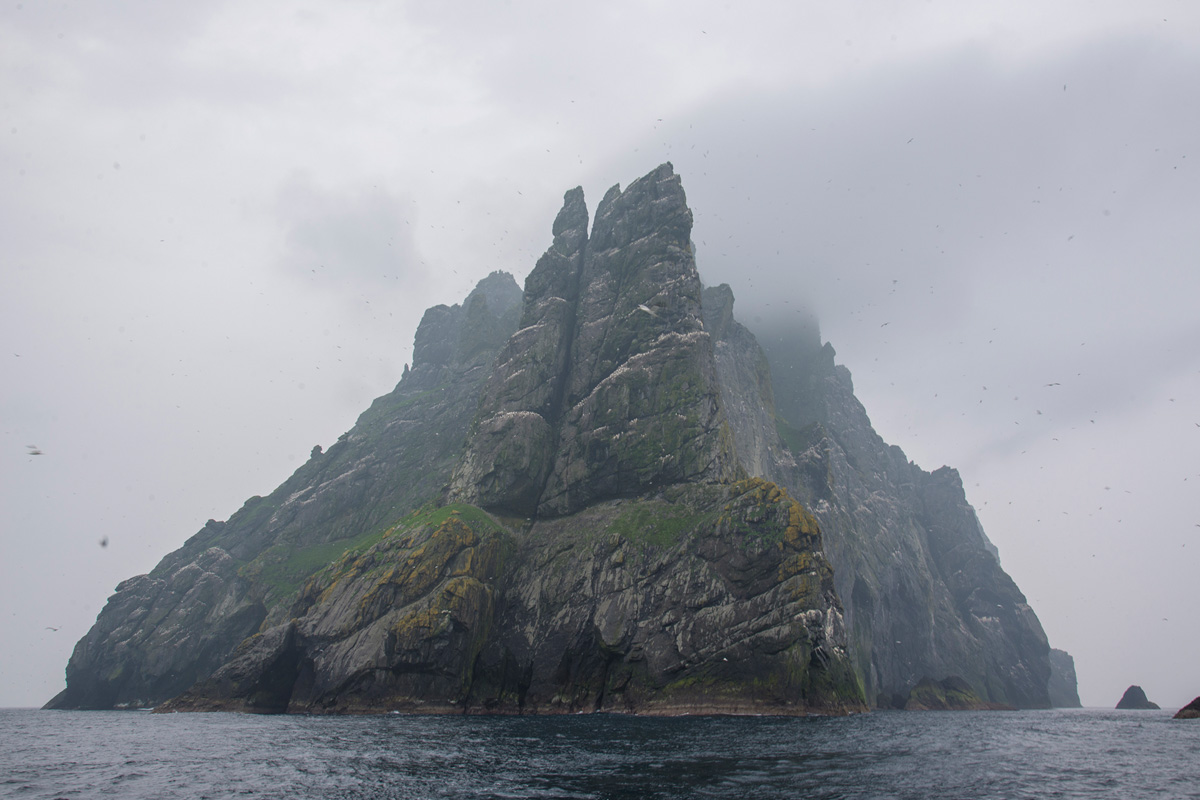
[49,164,1066,715]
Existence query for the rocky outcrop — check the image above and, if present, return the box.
[1116,685,1160,709]
[1174,697,1200,719]
[704,291,1053,709]
[42,547,263,710]
[47,273,523,710]
[161,480,864,715]
[1048,648,1082,707]
[451,164,741,518]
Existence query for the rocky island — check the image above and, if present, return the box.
[1116,685,1160,710]
[47,164,1070,715]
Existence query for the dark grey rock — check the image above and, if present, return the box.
[1048,648,1082,707]
[452,164,741,518]
[703,287,1053,709]
[161,482,866,715]
[1174,696,1200,719]
[1116,684,1160,709]
[903,675,1011,711]
[47,272,523,710]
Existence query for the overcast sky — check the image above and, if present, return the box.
[3,1,1197,709]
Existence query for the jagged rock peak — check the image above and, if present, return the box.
[450,163,741,518]
[589,162,691,254]
[521,188,589,327]
[411,271,522,373]
[552,186,588,237]
[469,270,524,318]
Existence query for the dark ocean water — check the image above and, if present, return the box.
[1,707,1196,799]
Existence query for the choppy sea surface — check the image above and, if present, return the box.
[1,707,1196,799]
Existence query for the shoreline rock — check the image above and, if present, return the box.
[1173,696,1200,719]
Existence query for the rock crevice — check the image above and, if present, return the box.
[451,163,741,519]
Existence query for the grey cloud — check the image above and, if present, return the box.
[591,36,1200,438]
[274,174,427,296]
[2,1,304,111]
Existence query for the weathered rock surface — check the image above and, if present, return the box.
[1116,685,1160,709]
[42,547,263,710]
[162,480,864,715]
[451,164,741,518]
[1048,648,1082,707]
[46,273,522,710]
[704,295,1054,709]
[901,675,1013,711]
[1174,696,1200,719]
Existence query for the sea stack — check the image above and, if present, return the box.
[1116,685,1160,709]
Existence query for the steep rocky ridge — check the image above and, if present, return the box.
[46,274,522,709]
[703,290,1053,708]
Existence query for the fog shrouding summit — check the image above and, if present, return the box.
[3,2,1198,709]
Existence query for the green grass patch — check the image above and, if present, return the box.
[248,502,504,605]
[414,503,504,533]
[609,501,714,548]
[252,520,399,604]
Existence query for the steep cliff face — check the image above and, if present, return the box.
[46,274,522,710]
[1047,648,1082,707]
[451,164,741,518]
[162,480,863,715]
[706,292,1052,709]
[156,164,861,715]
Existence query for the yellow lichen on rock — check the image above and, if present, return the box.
[784,499,819,546]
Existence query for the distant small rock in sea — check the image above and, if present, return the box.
[1116,685,1160,710]
[1173,697,1200,719]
